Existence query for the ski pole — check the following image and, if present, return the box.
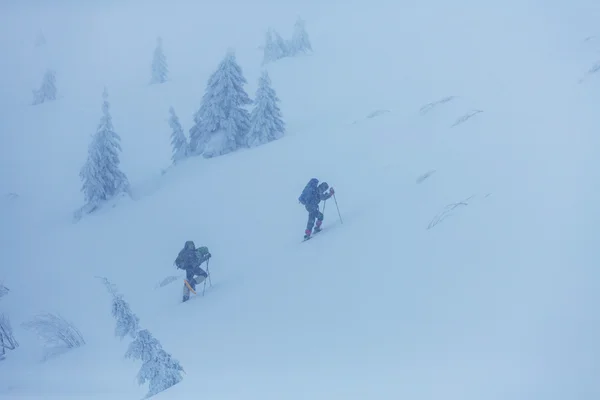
[203,259,212,296]
[207,258,212,287]
[333,193,343,224]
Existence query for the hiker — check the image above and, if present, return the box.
[175,240,211,302]
[298,178,334,240]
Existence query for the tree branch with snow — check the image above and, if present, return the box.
[0,314,19,360]
[96,276,140,340]
[126,329,185,398]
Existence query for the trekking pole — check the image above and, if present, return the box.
[202,259,212,296]
[333,193,343,224]
[207,259,212,287]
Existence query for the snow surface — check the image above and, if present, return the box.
[1,0,599,399]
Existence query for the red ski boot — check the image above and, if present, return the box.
[314,220,323,233]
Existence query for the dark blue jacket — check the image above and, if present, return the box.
[175,242,210,271]
[299,179,332,209]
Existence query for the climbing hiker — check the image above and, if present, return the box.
[175,240,211,302]
[298,178,334,240]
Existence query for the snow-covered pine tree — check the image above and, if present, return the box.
[262,30,275,65]
[32,69,57,105]
[289,17,312,56]
[188,50,251,158]
[112,295,139,339]
[79,88,129,211]
[188,117,202,155]
[35,32,46,47]
[246,70,285,147]
[168,107,188,164]
[150,37,169,84]
[273,30,289,58]
[125,329,184,398]
[262,29,288,64]
[97,277,140,340]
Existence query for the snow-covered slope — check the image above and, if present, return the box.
[1,1,599,399]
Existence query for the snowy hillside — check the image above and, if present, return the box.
[1,1,599,399]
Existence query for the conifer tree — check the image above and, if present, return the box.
[96,277,183,397]
[168,107,188,164]
[98,277,140,340]
[262,30,276,65]
[289,17,312,55]
[150,37,169,84]
[35,32,46,47]
[79,89,129,210]
[32,69,57,105]
[246,70,285,147]
[125,329,184,398]
[273,30,289,58]
[262,29,288,64]
[189,50,251,157]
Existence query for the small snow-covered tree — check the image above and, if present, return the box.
[189,50,252,158]
[126,329,184,398]
[79,88,129,211]
[262,29,288,64]
[168,107,188,164]
[273,30,289,57]
[97,277,183,395]
[35,32,46,47]
[97,277,140,340]
[289,17,312,55]
[262,30,276,64]
[112,295,139,339]
[32,69,57,105]
[246,70,285,147]
[150,37,169,84]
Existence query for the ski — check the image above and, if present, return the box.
[301,228,324,242]
[183,279,197,295]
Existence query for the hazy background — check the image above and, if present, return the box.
[0,0,599,399]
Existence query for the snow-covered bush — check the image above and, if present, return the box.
[22,313,85,352]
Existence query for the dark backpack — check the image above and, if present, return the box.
[298,178,318,205]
